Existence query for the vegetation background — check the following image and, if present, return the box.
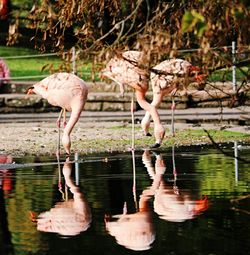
[0,0,250,85]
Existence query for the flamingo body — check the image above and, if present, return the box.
[102,51,164,147]
[141,58,202,136]
[102,51,149,95]
[32,73,87,111]
[151,58,195,95]
[28,73,88,154]
[150,59,192,94]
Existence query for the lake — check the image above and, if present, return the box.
[0,142,249,255]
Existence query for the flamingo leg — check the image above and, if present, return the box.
[56,108,64,128]
[170,88,178,137]
[171,97,176,137]
[63,108,67,128]
[131,92,135,150]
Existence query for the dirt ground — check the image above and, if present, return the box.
[0,120,249,157]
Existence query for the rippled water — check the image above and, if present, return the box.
[0,142,249,255]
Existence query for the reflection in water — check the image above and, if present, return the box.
[105,150,155,251]
[1,143,249,255]
[36,157,91,237]
[0,154,14,255]
[105,148,210,250]
[142,149,209,222]
[105,201,155,251]
[234,141,239,183]
[0,155,14,197]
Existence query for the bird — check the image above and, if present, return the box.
[141,58,205,137]
[101,50,165,148]
[142,150,209,222]
[36,157,91,236]
[27,72,88,155]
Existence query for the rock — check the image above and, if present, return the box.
[5,95,42,108]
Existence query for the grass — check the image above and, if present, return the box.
[0,46,94,81]
[208,67,249,82]
[75,127,250,156]
[108,125,250,148]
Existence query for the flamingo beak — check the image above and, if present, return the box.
[190,66,207,83]
[29,211,38,222]
[193,196,209,215]
[26,87,34,94]
[195,74,207,82]
[190,65,201,73]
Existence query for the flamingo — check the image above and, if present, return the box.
[27,72,88,155]
[142,150,209,222]
[101,51,204,147]
[105,199,155,251]
[35,157,91,236]
[142,58,205,136]
[101,51,165,148]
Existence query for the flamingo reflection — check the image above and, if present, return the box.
[0,154,14,197]
[105,150,155,251]
[142,149,209,222]
[0,154,14,253]
[36,157,91,236]
[105,198,155,251]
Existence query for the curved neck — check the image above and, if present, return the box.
[62,107,83,155]
[64,109,82,136]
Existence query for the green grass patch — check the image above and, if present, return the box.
[207,67,249,82]
[141,128,250,147]
[177,129,249,138]
[105,126,250,149]
[169,129,250,146]
[0,46,94,81]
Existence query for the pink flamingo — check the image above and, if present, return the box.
[102,51,204,147]
[101,51,165,148]
[35,157,92,236]
[142,58,205,137]
[142,150,209,222]
[27,73,88,155]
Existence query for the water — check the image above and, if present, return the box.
[0,143,249,255]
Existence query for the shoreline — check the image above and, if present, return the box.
[0,121,249,157]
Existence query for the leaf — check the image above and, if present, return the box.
[197,22,207,37]
[181,11,194,33]
[191,10,205,22]
[181,10,207,37]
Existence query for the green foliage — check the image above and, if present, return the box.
[181,10,207,37]
[197,151,249,196]
[209,67,249,82]
[11,0,35,9]
[3,0,250,76]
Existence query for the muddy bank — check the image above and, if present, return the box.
[0,121,249,157]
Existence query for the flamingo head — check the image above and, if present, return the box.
[189,65,207,83]
[26,86,34,94]
[62,133,71,156]
[193,196,209,215]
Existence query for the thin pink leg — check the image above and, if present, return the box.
[171,97,176,137]
[63,108,67,128]
[57,109,63,128]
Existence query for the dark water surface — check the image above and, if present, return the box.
[0,142,249,255]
